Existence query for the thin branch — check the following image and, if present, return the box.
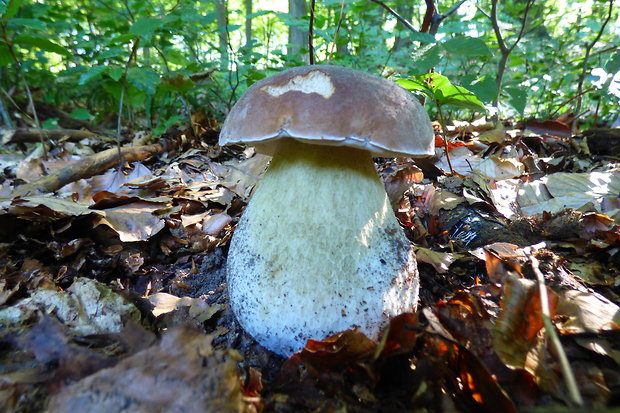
[571,0,614,135]
[530,257,583,407]
[421,0,436,33]
[12,141,173,198]
[430,0,467,35]
[368,0,418,33]
[0,93,13,128]
[309,0,316,64]
[327,0,347,63]
[117,39,140,138]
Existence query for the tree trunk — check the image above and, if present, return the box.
[245,0,253,48]
[215,0,229,70]
[391,2,413,52]
[288,0,308,62]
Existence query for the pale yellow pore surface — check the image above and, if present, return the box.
[227,140,418,356]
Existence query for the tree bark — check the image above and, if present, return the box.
[245,0,253,48]
[12,142,171,197]
[392,2,414,52]
[288,0,308,62]
[215,0,229,70]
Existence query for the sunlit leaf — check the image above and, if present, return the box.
[79,65,108,85]
[466,75,498,103]
[411,43,442,72]
[505,87,527,115]
[70,108,93,121]
[127,67,160,95]
[3,0,24,18]
[130,17,163,36]
[9,17,46,30]
[0,43,11,66]
[443,36,492,57]
[15,35,71,56]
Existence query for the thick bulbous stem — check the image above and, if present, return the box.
[226,139,418,356]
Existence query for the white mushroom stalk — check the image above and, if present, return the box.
[219,65,434,356]
[227,139,418,356]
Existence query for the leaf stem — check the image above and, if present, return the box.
[530,256,583,407]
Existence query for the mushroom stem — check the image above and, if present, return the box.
[227,139,418,356]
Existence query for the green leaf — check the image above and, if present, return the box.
[442,36,492,57]
[108,67,123,82]
[42,118,59,129]
[465,75,498,103]
[79,65,108,85]
[0,43,11,66]
[130,17,163,36]
[410,31,436,44]
[435,83,486,111]
[98,48,126,59]
[159,74,194,94]
[505,87,527,115]
[153,114,184,136]
[127,67,160,95]
[15,35,71,56]
[70,108,93,121]
[9,18,46,30]
[3,0,24,18]
[411,44,442,73]
[605,53,620,74]
[401,73,486,111]
[246,10,274,19]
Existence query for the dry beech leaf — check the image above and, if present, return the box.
[415,247,461,273]
[94,202,166,242]
[299,328,377,370]
[47,327,244,413]
[0,277,140,335]
[491,275,557,371]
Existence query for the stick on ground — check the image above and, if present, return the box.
[11,142,170,198]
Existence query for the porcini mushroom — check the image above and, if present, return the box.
[220,65,434,356]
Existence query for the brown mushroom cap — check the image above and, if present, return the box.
[219,65,434,157]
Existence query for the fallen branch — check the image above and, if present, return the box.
[2,128,107,145]
[12,141,171,197]
[530,256,583,407]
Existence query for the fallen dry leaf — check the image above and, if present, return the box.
[47,327,245,413]
[0,277,140,335]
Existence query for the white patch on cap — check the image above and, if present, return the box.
[262,70,335,98]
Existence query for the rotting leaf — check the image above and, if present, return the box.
[93,201,167,242]
[47,327,244,413]
[299,328,377,371]
[0,278,140,336]
[491,275,557,371]
[420,333,516,413]
[415,247,461,273]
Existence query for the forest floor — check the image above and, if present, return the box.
[0,116,619,412]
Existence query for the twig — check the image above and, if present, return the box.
[429,0,467,35]
[117,39,140,139]
[368,0,418,33]
[327,0,346,62]
[571,0,614,135]
[308,0,316,64]
[2,128,106,145]
[530,256,583,407]
[0,94,13,128]
[11,141,173,197]
[1,22,45,153]
[482,0,534,115]
[436,104,454,175]
[549,86,596,118]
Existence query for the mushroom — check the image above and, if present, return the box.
[220,65,434,356]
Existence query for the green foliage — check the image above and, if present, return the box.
[398,73,486,112]
[0,0,617,132]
